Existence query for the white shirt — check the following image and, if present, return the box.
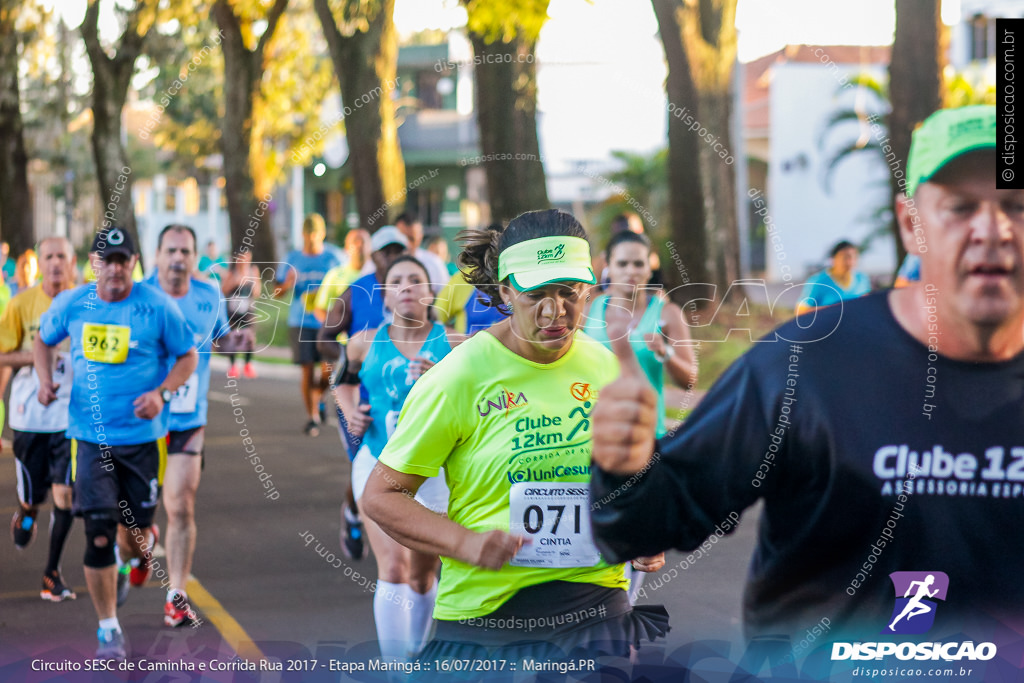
[415,248,452,294]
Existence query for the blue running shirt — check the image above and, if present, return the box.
[39,283,195,445]
[146,274,229,431]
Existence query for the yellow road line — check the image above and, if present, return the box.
[184,576,267,663]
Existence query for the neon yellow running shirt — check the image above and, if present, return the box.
[378,330,627,620]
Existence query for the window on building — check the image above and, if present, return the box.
[165,181,177,212]
[417,70,444,109]
[314,191,329,220]
[327,191,344,226]
[183,178,200,215]
[971,14,989,61]
[406,187,442,228]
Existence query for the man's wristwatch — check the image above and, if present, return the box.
[160,387,173,403]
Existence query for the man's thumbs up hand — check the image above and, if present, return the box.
[592,305,659,476]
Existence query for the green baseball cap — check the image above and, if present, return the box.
[497,236,596,291]
[906,105,996,198]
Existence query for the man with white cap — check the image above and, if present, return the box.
[318,225,409,560]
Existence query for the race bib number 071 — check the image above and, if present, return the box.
[82,324,130,364]
[508,482,600,568]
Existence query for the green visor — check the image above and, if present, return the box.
[497,236,596,291]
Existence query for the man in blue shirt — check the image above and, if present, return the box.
[35,226,197,660]
[274,213,341,436]
[149,224,228,628]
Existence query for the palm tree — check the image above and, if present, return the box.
[818,66,996,270]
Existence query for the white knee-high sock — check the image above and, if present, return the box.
[407,580,437,656]
[374,581,413,661]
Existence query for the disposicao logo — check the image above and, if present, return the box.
[884,571,947,635]
[832,571,997,662]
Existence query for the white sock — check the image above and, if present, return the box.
[374,581,413,662]
[167,588,186,602]
[407,580,437,657]
[98,617,121,632]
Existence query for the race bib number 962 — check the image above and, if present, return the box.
[82,324,130,364]
[508,482,600,568]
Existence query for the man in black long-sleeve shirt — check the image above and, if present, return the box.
[590,105,1024,644]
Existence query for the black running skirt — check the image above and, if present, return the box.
[415,581,669,681]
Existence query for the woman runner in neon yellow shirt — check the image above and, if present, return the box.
[363,210,668,673]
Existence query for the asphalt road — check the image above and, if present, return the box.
[0,356,760,682]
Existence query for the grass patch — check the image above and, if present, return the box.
[677,301,796,392]
[254,302,292,349]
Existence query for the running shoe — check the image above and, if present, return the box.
[226,365,240,379]
[96,627,126,660]
[116,564,131,606]
[304,420,321,437]
[164,590,198,627]
[41,570,76,602]
[243,362,257,379]
[11,508,36,549]
[129,523,159,587]
[341,506,367,560]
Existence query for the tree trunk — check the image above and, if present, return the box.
[674,0,740,297]
[313,0,405,231]
[699,89,739,289]
[652,0,712,301]
[889,0,946,265]
[468,30,549,224]
[81,0,147,260]
[0,2,33,256]
[212,0,287,263]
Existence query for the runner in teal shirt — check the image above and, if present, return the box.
[335,255,463,663]
[582,231,696,438]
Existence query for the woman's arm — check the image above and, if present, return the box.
[659,301,698,389]
[220,268,238,295]
[249,267,262,298]
[362,463,526,569]
[334,331,371,436]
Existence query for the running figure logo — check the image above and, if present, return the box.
[883,571,950,634]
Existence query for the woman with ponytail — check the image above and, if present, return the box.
[362,209,668,672]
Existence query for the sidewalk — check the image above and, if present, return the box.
[210,345,300,380]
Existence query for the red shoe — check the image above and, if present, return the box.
[164,590,199,627]
[226,365,240,379]
[243,362,257,379]
[41,570,77,602]
[130,523,159,587]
